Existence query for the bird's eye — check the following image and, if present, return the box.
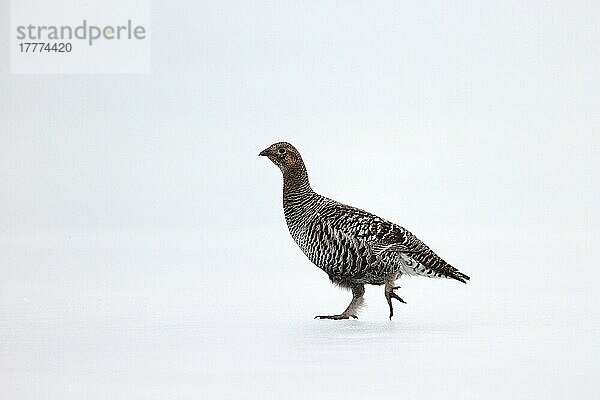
[278,148,286,154]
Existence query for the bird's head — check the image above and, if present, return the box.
[259,142,304,173]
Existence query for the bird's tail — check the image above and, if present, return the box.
[450,270,470,284]
[411,249,470,284]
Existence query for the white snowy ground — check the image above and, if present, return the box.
[1,227,598,399]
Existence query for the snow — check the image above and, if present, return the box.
[1,228,598,399]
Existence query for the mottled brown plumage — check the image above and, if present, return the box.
[260,142,470,320]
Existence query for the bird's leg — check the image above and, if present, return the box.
[315,285,365,320]
[385,280,406,320]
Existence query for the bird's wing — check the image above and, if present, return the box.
[316,200,422,255]
[318,200,470,283]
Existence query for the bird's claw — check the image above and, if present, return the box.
[390,292,406,303]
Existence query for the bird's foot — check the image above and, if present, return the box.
[314,313,358,320]
[386,287,406,320]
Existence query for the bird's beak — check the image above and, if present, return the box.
[259,148,271,157]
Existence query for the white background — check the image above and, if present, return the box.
[1,1,599,399]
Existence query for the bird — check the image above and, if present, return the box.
[259,142,470,320]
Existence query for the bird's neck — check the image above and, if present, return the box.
[282,163,313,202]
